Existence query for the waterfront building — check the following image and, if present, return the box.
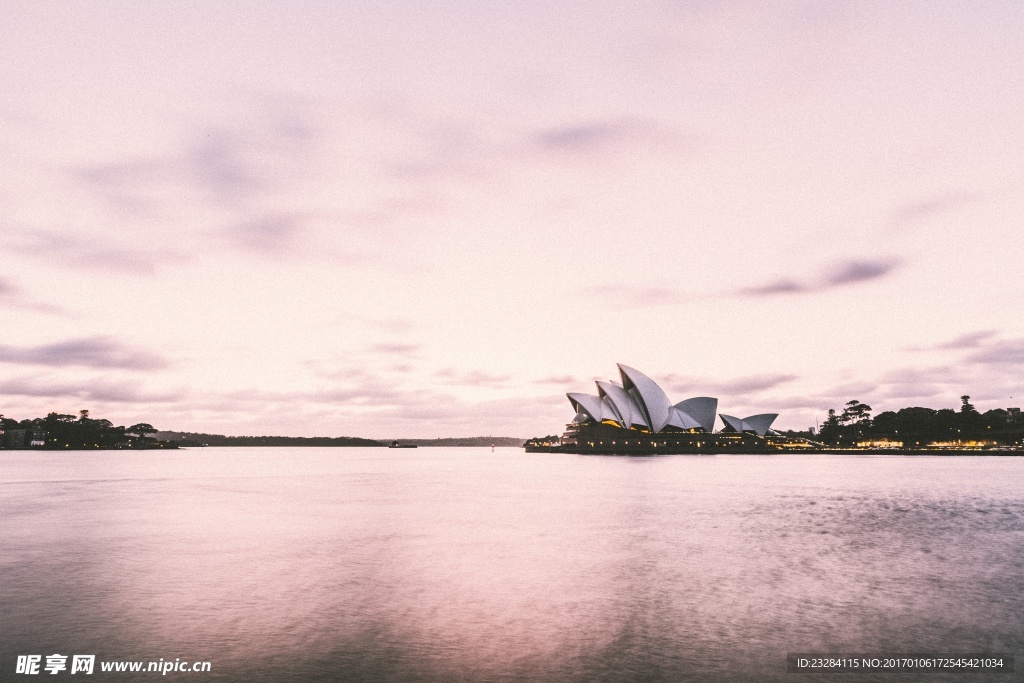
[537,363,788,454]
[2,429,47,449]
[567,364,778,435]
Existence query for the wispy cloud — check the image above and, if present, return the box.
[0,275,66,315]
[890,191,980,226]
[907,333,1024,368]
[434,368,512,388]
[187,127,269,205]
[537,120,638,152]
[376,115,697,189]
[735,258,899,298]
[366,342,421,357]
[75,159,167,217]
[0,337,169,370]
[584,284,688,307]
[380,121,492,182]
[909,330,998,352]
[220,212,303,252]
[71,96,326,259]
[663,373,798,395]
[9,229,186,274]
[966,338,1024,366]
[0,376,184,403]
[824,259,895,286]
[0,276,18,297]
[534,374,580,385]
[736,279,808,296]
[534,118,693,158]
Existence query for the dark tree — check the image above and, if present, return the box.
[126,423,157,440]
[819,408,841,442]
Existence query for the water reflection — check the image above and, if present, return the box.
[2,449,1022,681]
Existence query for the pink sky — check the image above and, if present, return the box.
[2,1,1023,438]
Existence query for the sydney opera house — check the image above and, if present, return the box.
[526,363,799,454]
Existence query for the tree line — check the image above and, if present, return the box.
[0,410,171,449]
[818,396,1024,446]
[155,431,383,447]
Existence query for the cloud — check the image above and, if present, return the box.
[537,121,636,152]
[187,127,267,205]
[220,213,303,252]
[890,191,980,226]
[0,275,66,315]
[736,279,808,296]
[0,376,184,403]
[8,229,186,274]
[71,96,324,258]
[434,368,512,388]
[824,259,897,286]
[663,373,798,395]
[367,343,421,357]
[380,121,492,182]
[534,118,690,158]
[908,330,998,352]
[584,284,688,307]
[908,333,1024,368]
[735,258,899,298]
[534,374,580,385]
[374,115,696,193]
[714,374,800,394]
[0,337,169,370]
[0,276,18,296]
[589,259,901,304]
[966,338,1024,366]
[75,159,174,217]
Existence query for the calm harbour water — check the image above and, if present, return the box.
[1,447,1022,682]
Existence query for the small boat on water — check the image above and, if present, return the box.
[389,441,418,448]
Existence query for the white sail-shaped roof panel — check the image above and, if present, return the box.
[618,364,673,432]
[719,413,779,436]
[567,393,605,423]
[742,413,778,437]
[675,397,718,433]
[596,380,648,429]
[719,414,745,432]
[601,396,623,426]
[666,407,702,430]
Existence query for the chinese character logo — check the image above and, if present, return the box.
[70,655,95,675]
[16,656,41,675]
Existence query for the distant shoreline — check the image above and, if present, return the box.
[155,432,525,448]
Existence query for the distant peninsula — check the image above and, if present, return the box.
[380,436,525,447]
[1,410,176,450]
[156,432,526,448]
[155,432,383,447]
[1,412,525,450]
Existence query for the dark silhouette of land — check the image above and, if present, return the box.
[528,396,1024,453]
[381,437,525,447]
[1,410,175,449]
[155,432,525,447]
[0,414,525,449]
[155,432,383,447]
[814,395,1023,447]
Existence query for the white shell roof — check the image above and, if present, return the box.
[596,380,647,429]
[741,413,779,436]
[617,364,673,433]
[666,407,702,430]
[674,397,718,433]
[719,413,778,437]
[567,393,606,423]
[564,365,780,435]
